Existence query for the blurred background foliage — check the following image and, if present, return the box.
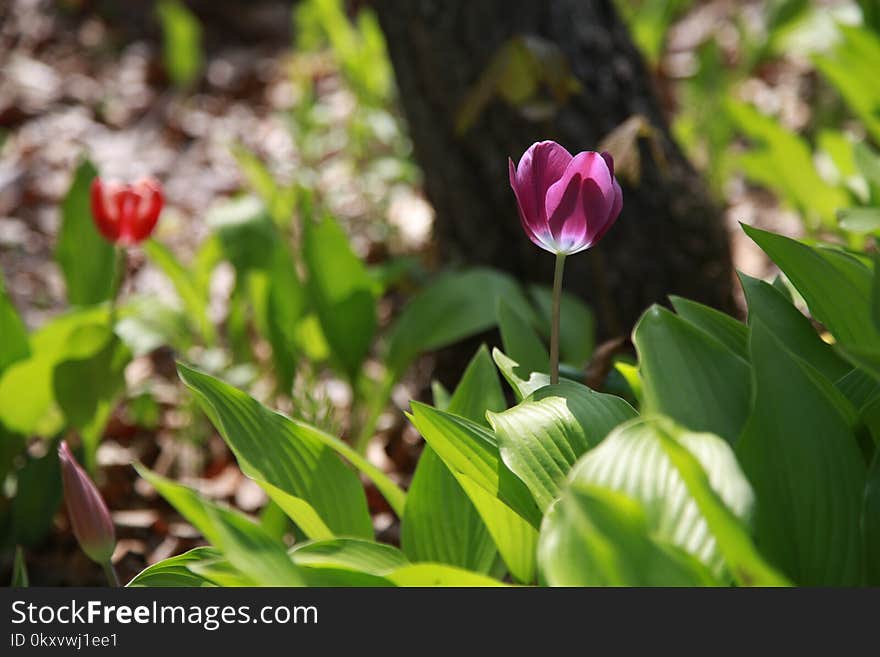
[1,0,879,584]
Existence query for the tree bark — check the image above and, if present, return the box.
[375,0,735,338]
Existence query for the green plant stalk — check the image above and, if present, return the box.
[354,370,396,455]
[102,560,119,587]
[550,253,566,385]
[108,246,126,327]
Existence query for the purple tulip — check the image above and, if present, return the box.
[509,141,623,255]
[59,441,116,566]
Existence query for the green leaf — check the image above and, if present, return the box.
[143,239,215,343]
[401,347,501,572]
[407,402,540,582]
[127,547,220,587]
[814,25,880,143]
[208,195,278,273]
[156,0,203,86]
[743,224,880,351]
[53,326,128,429]
[177,363,373,538]
[11,546,28,587]
[488,381,636,512]
[865,450,880,585]
[232,146,297,226]
[11,442,62,547]
[654,424,790,586]
[738,271,851,381]
[137,466,304,586]
[408,402,540,527]
[492,347,552,401]
[0,308,107,435]
[727,101,848,226]
[633,305,751,444]
[497,297,549,378]
[290,538,408,575]
[737,320,866,585]
[669,295,748,360]
[387,268,533,375]
[570,417,755,578]
[385,563,505,587]
[56,160,116,306]
[0,274,29,375]
[538,483,718,586]
[528,285,594,368]
[303,216,376,380]
[839,207,880,234]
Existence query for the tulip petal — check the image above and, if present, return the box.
[515,141,572,226]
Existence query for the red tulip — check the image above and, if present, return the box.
[58,441,116,564]
[509,141,622,255]
[90,177,163,245]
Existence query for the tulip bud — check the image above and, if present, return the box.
[58,441,116,564]
[509,141,623,255]
[90,177,163,245]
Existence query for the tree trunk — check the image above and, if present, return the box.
[374,0,735,338]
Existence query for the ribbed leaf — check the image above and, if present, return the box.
[538,483,718,586]
[401,347,501,572]
[744,224,880,351]
[385,563,505,586]
[178,363,373,538]
[737,320,866,585]
[633,305,751,444]
[655,425,790,586]
[488,381,636,512]
[492,347,552,401]
[290,538,408,575]
[669,296,748,360]
[570,417,754,577]
[865,451,880,585]
[738,271,850,381]
[407,402,540,582]
[137,467,304,586]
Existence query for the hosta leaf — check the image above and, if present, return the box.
[738,272,850,381]
[290,538,408,575]
[633,305,751,444]
[538,483,718,586]
[177,364,373,538]
[669,295,748,360]
[401,347,501,572]
[128,547,221,587]
[570,417,754,577]
[737,320,866,585]
[492,348,552,401]
[865,451,880,585]
[743,224,880,351]
[303,216,376,380]
[407,402,540,527]
[137,467,304,586]
[407,402,540,582]
[385,563,505,587]
[488,381,636,512]
[655,427,790,586]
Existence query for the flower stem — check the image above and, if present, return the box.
[108,247,126,327]
[550,253,566,385]
[102,560,119,587]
